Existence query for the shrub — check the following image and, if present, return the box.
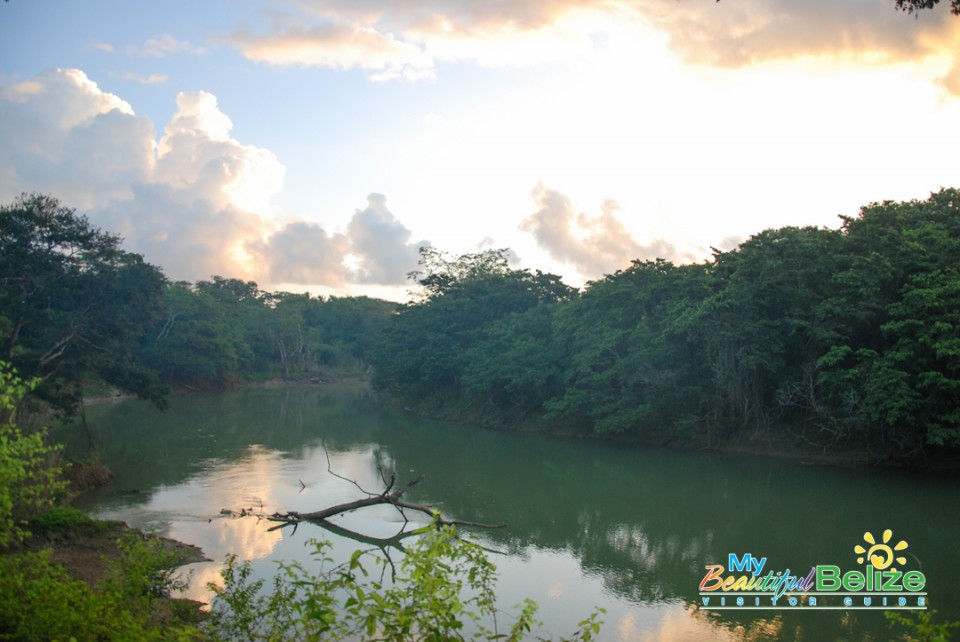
[0,549,198,641]
[209,524,604,641]
[0,362,67,547]
[27,506,108,538]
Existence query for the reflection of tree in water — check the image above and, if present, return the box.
[69,385,960,642]
[61,384,383,498]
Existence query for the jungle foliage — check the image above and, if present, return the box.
[4,190,960,464]
[0,193,394,417]
[371,189,960,464]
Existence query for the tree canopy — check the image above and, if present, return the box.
[0,193,168,416]
[895,0,960,15]
[0,193,395,417]
[371,189,960,465]
[4,189,959,466]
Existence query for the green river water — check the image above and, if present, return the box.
[61,383,960,641]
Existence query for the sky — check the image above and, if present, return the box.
[1,1,959,300]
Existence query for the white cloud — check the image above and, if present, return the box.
[230,24,434,81]
[248,193,430,286]
[0,69,146,208]
[0,69,279,282]
[225,2,622,81]
[136,34,207,58]
[0,68,434,290]
[88,41,115,53]
[119,72,168,84]
[522,184,679,279]
[223,0,960,91]
[249,221,351,286]
[347,193,429,284]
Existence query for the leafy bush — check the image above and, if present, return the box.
[0,362,66,547]
[887,610,960,642]
[102,532,192,601]
[27,506,109,538]
[0,548,199,641]
[209,524,605,641]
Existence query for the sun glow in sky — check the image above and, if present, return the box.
[1,0,959,299]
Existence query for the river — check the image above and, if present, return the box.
[61,383,960,641]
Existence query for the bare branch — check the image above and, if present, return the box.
[323,441,378,497]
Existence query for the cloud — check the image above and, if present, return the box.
[522,184,678,278]
[229,24,435,81]
[98,183,267,283]
[0,68,433,289]
[0,69,280,282]
[136,34,207,58]
[346,193,429,283]
[119,72,168,84]
[224,1,612,80]
[88,41,114,53]
[249,193,429,286]
[0,69,147,209]
[249,222,351,286]
[637,0,960,67]
[223,1,960,91]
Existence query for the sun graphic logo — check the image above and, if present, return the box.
[855,529,909,571]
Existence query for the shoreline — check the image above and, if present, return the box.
[395,400,959,475]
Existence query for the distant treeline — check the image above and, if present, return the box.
[371,189,960,465]
[0,193,393,418]
[3,190,959,465]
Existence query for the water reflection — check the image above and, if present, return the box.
[62,384,960,641]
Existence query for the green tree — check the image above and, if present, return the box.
[694,227,844,440]
[304,296,395,369]
[139,281,252,388]
[0,193,168,416]
[262,292,322,380]
[372,248,574,410]
[814,190,960,453]
[545,259,713,440]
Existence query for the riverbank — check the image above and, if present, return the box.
[1,508,209,638]
[82,369,371,406]
[394,398,960,475]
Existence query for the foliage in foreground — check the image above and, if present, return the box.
[0,531,201,641]
[2,510,604,641]
[209,525,605,642]
[887,610,960,642]
[0,362,66,547]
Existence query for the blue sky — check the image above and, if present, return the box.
[2,0,959,299]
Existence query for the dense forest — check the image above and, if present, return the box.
[3,189,960,466]
[0,193,394,421]
[372,189,960,466]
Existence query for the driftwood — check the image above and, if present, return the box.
[264,473,505,532]
[220,445,504,552]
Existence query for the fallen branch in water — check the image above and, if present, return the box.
[218,445,506,548]
[265,473,505,531]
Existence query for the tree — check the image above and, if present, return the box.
[717,0,960,15]
[895,0,960,15]
[544,259,713,440]
[0,194,168,417]
[138,281,251,388]
[372,248,574,409]
[813,189,960,453]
